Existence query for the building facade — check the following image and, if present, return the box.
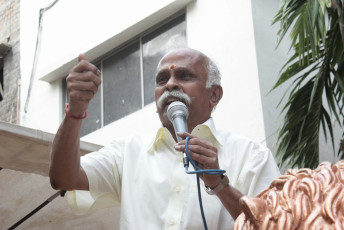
[0,0,342,229]
[0,0,20,124]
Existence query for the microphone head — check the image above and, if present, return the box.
[167,101,189,122]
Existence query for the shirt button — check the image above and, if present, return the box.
[174,186,181,194]
[168,219,176,226]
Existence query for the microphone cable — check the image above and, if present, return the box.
[183,136,226,230]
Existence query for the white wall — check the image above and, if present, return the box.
[187,0,266,143]
[20,0,63,133]
[21,0,267,147]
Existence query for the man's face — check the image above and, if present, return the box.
[155,48,213,131]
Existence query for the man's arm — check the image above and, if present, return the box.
[213,182,243,219]
[49,54,101,191]
[174,132,243,219]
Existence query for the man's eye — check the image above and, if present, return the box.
[178,72,192,79]
[156,75,168,84]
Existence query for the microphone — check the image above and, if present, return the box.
[167,101,189,142]
[167,101,190,167]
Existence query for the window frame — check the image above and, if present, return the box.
[62,11,187,136]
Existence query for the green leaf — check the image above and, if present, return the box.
[332,69,344,92]
[322,105,335,150]
[272,0,344,169]
[318,0,326,13]
[325,0,331,8]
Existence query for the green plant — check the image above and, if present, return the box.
[272,0,344,169]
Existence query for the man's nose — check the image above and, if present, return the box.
[165,76,179,91]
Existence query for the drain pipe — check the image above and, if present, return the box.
[24,0,59,113]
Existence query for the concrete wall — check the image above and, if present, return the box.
[0,0,20,124]
[187,0,266,144]
[21,0,267,147]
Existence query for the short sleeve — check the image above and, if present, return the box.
[67,141,124,214]
[238,143,280,196]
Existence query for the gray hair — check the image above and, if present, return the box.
[204,59,221,112]
[205,59,221,88]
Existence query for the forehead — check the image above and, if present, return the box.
[157,49,207,72]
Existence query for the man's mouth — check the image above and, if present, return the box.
[166,98,178,105]
[164,97,183,108]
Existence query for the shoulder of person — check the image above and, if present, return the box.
[104,133,152,150]
[218,130,261,144]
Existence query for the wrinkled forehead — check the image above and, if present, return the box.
[157,48,208,72]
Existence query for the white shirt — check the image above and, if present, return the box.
[67,118,280,229]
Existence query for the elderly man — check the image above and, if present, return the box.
[50,48,280,229]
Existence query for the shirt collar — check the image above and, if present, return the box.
[147,117,222,153]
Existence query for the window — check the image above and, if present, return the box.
[63,13,187,137]
[0,43,11,102]
[0,62,3,102]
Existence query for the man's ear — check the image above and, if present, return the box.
[209,85,223,108]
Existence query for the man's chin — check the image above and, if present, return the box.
[158,110,171,126]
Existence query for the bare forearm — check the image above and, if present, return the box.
[49,54,100,191]
[216,185,243,220]
[49,116,85,190]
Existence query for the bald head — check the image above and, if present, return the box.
[158,48,221,88]
[158,48,208,65]
[154,47,223,135]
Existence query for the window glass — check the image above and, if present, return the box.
[103,43,141,125]
[142,15,187,105]
[61,13,186,136]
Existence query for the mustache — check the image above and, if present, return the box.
[157,90,191,110]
